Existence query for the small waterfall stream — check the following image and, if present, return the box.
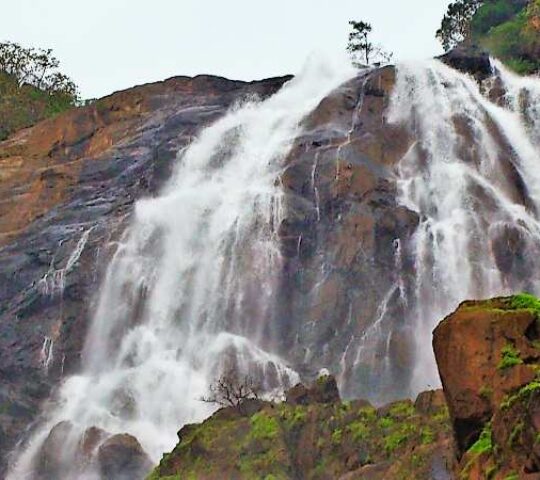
[9,58,355,479]
[387,60,540,393]
[9,55,540,479]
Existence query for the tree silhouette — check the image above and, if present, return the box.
[347,21,393,68]
[436,0,483,51]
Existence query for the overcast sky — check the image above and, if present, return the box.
[1,0,452,99]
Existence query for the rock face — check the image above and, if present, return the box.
[0,73,290,474]
[433,294,540,479]
[275,66,419,400]
[148,378,454,480]
[439,45,493,80]
[97,434,153,480]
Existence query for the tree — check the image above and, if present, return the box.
[347,21,393,68]
[201,370,261,411]
[0,42,79,102]
[436,0,483,51]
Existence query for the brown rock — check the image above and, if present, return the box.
[433,297,539,455]
[285,375,340,405]
[414,389,447,415]
[97,433,153,480]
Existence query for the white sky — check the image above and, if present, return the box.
[1,0,452,99]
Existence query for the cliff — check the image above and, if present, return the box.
[146,294,540,479]
[0,73,290,473]
[148,377,454,480]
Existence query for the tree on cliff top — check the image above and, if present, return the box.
[347,20,393,68]
[0,42,80,140]
[436,0,483,51]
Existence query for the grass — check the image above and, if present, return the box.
[497,344,523,370]
[0,71,77,141]
[250,412,280,441]
[468,424,492,454]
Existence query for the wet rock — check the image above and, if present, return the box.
[286,375,340,405]
[34,421,74,479]
[414,389,447,415]
[433,296,540,455]
[97,433,153,480]
[439,45,493,80]
[0,73,290,473]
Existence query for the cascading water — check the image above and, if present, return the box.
[386,59,540,394]
[9,57,355,479]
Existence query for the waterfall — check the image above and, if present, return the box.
[387,60,540,394]
[9,57,355,479]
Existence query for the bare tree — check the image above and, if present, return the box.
[201,371,261,410]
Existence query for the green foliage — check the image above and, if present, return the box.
[383,423,415,454]
[348,420,369,442]
[509,421,524,446]
[471,0,526,35]
[503,474,519,480]
[436,0,482,51]
[331,428,343,445]
[378,416,395,429]
[0,42,79,140]
[497,343,523,370]
[421,427,435,444]
[479,385,493,400]
[468,424,492,454]
[471,2,540,74]
[388,401,415,418]
[249,412,280,441]
[510,292,540,313]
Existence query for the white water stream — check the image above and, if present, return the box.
[387,59,540,393]
[8,57,354,479]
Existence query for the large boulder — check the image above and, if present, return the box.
[433,296,540,454]
[285,375,340,405]
[434,294,540,478]
[97,433,153,480]
[438,45,492,80]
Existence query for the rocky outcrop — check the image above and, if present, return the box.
[433,294,540,479]
[148,377,454,480]
[97,434,152,480]
[439,45,493,80]
[275,66,419,402]
[0,73,290,474]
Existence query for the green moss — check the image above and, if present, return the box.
[468,424,492,454]
[388,401,415,418]
[503,474,519,480]
[358,406,377,422]
[384,428,409,453]
[502,380,540,410]
[421,426,435,445]
[250,411,280,441]
[497,344,523,370]
[479,385,493,400]
[331,428,343,445]
[378,416,395,429]
[509,421,524,447]
[510,293,540,314]
[348,420,369,442]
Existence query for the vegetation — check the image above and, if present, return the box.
[497,344,523,370]
[436,0,482,51]
[201,370,261,411]
[347,20,393,67]
[468,423,492,454]
[436,0,540,74]
[148,397,452,479]
[0,42,80,140]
